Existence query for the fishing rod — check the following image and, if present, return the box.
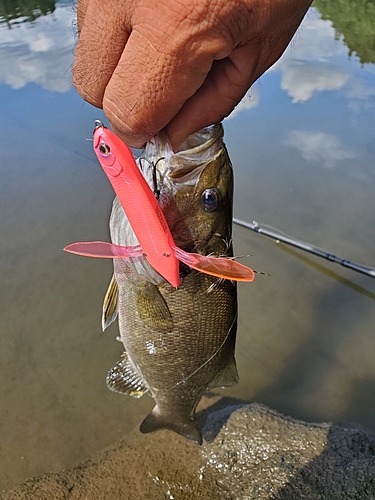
[233,218,375,280]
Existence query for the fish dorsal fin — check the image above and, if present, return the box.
[207,357,239,390]
[102,275,119,331]
[106,352,149,398]
[172,246,255,282]
[137,282,173,332]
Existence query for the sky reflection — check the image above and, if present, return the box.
[227,8,374,176]
[0,2,74,92]
[284,130,356,168]
[230,9,375,115]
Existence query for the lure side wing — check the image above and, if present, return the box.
[64,241,143,259]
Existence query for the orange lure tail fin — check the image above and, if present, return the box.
[172,246,255,282]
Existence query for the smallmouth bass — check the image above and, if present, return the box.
[102,125,241,444]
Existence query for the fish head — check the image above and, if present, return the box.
[142,124,234,258]
[109,124,234,284]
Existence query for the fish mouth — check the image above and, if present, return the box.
[173,124,224,155]
[169,124,224,180]
[141,124,224,183]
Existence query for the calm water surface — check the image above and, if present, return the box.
[0,1,374,490]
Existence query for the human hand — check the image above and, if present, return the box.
[73,0,312,150]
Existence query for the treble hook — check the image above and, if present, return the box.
[138,157,165,200]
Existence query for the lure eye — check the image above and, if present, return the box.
[201,188,220,213]
[99,143,111,155]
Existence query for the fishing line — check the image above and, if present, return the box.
[233,218,375,279]
[214,232,269,276]
[164,312,238,394]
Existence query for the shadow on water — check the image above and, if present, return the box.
[345,377,375,428]
[276,244,375,301]
[252,243,375,431]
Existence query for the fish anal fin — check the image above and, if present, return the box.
[102,275,119,331]
[172,246,255,282]
[207,357,239,390]
[106,352,148,398]
[137,282,173,332]
[140,409,202,445]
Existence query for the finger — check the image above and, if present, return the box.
[102,19,231,147]
[165,43,261,150]
[73,0,131,108]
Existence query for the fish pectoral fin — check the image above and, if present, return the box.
[64,241,143,259]
[171,246,255,282]
[106,352,149,398]
[102,275,119,331]
[140,409,202,445]
[207,357,239,390]
[137,282,173,332]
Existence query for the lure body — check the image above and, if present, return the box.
[94,126,181,287]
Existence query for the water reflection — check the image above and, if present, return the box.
[315,0,375,64]
[0,0,73,91]
[226,5,375,444]
[284,130,356,168]
[0,1,374,492]
[0,0,55,26]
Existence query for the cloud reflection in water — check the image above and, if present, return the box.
[230,8,374,118]
[285,130,356,168]
[0,4,74,92]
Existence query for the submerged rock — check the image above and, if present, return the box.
[202,401,375,499]
[1,399,375,499]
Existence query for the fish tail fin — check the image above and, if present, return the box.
[140,409,202,445]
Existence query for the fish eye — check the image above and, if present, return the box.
[201,188,220,213]
[99,143,111,155]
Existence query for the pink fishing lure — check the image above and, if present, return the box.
[64,123,255,287]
